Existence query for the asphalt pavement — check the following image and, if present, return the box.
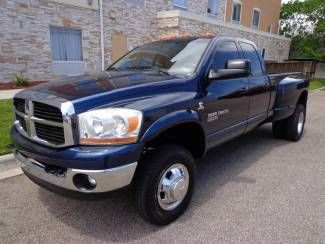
[0,91,324,243]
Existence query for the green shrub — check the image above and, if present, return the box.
[13,72,29,86]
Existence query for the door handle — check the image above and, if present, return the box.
[239,86,249,93]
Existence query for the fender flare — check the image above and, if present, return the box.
[139,110,205,146]
[295,89,308,106]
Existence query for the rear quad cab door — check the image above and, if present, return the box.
[203,40,250,148]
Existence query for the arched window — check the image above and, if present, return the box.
[232,0,242,24]
[252,8,261,30]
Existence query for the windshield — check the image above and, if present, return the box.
[108,38,211,77]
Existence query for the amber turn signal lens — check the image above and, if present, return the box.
[128,116,139,133]
[80,136,138,145]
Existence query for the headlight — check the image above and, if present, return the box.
[78,108,143,145]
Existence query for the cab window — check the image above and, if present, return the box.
[239,42,263,76]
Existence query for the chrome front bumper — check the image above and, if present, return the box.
[14,151,138,193]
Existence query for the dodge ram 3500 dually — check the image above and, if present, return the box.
[11,36,309,225]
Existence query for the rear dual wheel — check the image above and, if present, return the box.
[272,104,306,141]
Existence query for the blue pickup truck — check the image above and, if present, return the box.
[11,36,309,225]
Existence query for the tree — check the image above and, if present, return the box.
[280,0,325,60]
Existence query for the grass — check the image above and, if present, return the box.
[0,99,13,156]
[309,79,325,90]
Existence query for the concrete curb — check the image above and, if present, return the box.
[0,154,23,180]
[0,153,14,163]
[0,167,23,180]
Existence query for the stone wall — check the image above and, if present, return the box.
[0,0,224,82]
[0,0,288,83]
[157,11,291,61]
[101,0,225,65]
[0,0,101,83]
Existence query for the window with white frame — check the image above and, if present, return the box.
[50,26,83,61]
[50,26,85,76]
[232,1,241,24]
[208,0,218,16]
[173,0,187,9]
[252,9,260,29]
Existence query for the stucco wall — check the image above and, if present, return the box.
[226,0,281,34]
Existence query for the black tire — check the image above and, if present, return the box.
[134,144,196,225]
[285,104,306,141]
[272,119,287,139]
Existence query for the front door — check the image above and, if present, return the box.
[203,40,250,149]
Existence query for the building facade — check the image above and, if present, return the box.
[225,0,281,34]
[0,0,290,83]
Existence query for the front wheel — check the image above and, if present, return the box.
[134,144,196,225]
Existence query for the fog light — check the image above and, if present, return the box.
[88,175,97,187]
[73,173,97,191]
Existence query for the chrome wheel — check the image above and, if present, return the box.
[297,111,304,135]
[157,163,189,211]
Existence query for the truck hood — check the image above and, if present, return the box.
[17,71,187,113]
[29,71,173,100]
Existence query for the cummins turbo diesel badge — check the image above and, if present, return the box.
[208,109,230,122]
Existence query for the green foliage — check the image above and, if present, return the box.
[0,99,13,155]
[291,35,325,60]
[280,0,325,60]
[13,72,29,86]
[309,79,325,90]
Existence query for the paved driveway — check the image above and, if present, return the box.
[0,92,324,243]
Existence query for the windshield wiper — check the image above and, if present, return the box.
[110,66,173,76]
[106,67,121,71]
[125,65,154,70]
[156,69,171,76]
[128,66,172,75]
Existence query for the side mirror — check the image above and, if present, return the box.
[208,59,250,80]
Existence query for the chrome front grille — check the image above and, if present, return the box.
[13,98,25,113]
[35,122,65,145]
[16,113,27,131]
[33,102,63,123]
[13,97,75,148]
